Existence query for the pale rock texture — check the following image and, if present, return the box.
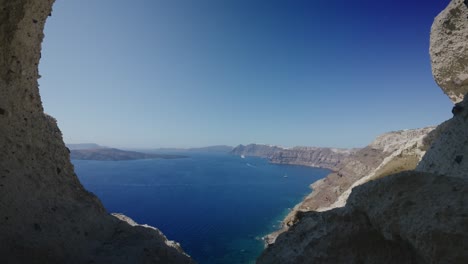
[324,127,436,210]
[0,0,193,263]
[430,0,468,103]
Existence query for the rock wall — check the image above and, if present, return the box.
[269,147,355,170]
[0,1,193,263]
[259,1,468,262]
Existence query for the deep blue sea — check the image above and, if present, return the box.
[73,152,329,264]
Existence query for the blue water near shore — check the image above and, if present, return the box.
[73,152,329,264]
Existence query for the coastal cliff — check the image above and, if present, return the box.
[231,144,355,170]
[0,1,193,263]
[264,126,437,244]
[258,1,468,263]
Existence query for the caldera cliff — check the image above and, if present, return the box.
[0,1,193,263]
[231,144,356,170]
[258,1,468,263]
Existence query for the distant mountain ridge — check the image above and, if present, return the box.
[66,143,106,150]
[70,147,187,161]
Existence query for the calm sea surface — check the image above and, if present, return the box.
[73,152,329,264]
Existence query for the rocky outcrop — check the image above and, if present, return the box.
[430,0,468,103]
[259,1,468,263]
[0,1,193,263]
[258,171,468,264]
[264,127,436,244]
[231,144,355,170]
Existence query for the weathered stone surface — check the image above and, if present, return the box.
[258,172,468,264]
[0,0,193,263]
[430,0,468,103]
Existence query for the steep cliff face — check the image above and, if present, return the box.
[259,1,468,262]
[231,144,355,170]
[269,147,355,170]
[0,1,193,263]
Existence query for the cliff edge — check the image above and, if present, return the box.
[0,1,193,263]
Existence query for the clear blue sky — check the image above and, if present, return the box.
[39,0,452,149]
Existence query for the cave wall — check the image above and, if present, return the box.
[0,1,193,263]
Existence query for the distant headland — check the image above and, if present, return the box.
[67,144,188,161]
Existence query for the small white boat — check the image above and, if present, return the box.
[241,155,245,159]
[283,174,288,178]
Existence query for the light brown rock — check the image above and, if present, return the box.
[430,0,468,103]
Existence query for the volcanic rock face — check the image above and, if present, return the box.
[231,144,355,170]
[259,0,468,262]
[231,144,288,158]
[0,1,193,263]
[268,147,355,170]
[430,0,468,103]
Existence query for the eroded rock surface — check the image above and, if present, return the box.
[430,0,468,103]
[0,0,193,263]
